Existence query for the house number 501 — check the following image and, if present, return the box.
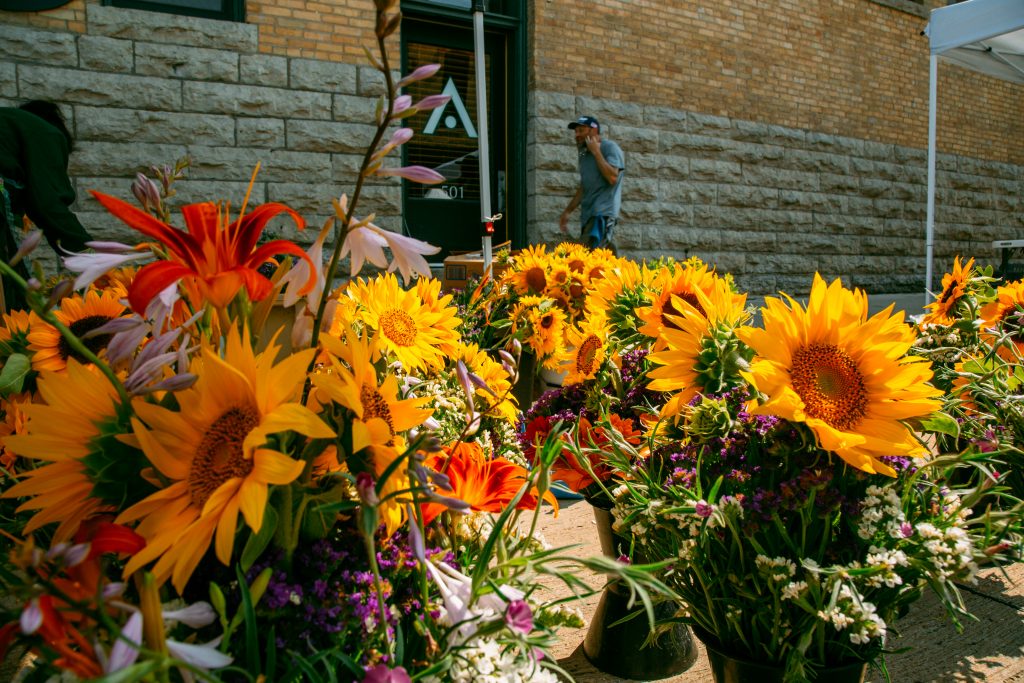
[441,185,464,199]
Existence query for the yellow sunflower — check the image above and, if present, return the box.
[27,289,128,372]
[0,309,33,344]
[92,266,137,300]
[457,342,518,422]
[415,276,463,359]
[117,328,335,593]
[510,295,567,368]
[558,318,611,386]
[556,242,590,275]
[647,280,750,416]
[922,256,975,326]
[505,244,551,296]
[344,273,461,373]
[312,328,433,534]
[636,263,732,349]
[980,279,1024,358]
[736,274,943,476]
[1,361,123,542]
[584,259,658,334]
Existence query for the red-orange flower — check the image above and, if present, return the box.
[421,442,557,524]
[524,414,644,492]
[91,191,315,314]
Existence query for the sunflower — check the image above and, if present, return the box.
[584,259,658,342]
[312,328,433,534]
[505,244,551,296]
[91,266,137,300]
[922,256,975,326]
[344,273,461,373]
[1,361,124,542]
[510,295,567,367]
[636,262,730,348]
[457,342,518,422]
[647,280,750,416]
[980,279,1024,358]
[558,318,610,386]
[555,242,590,275]
[415,276,463,359]
[26,290,128,372]
[117,328,335,593]
[420,441,557,525]
[0,309,33,346]
[0,393,30,473]
[736,274,943,476]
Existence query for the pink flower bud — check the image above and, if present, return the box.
[390,95,412,115]
[505,599,533,635]
[412,94,450,112]
[356,472,379,507]
[21,599,43,635]
[375,165,445,185]
[397,63,441,88]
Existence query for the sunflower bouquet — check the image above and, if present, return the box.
[599,274,1002,681]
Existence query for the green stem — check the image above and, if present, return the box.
[302,22,398,403]
[0,261,131,409]
[363,527,393,656]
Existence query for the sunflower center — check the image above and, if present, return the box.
[59,315,114,362]
[568,258,586,273]
[379,309,418,347]
[540,313,555,330]
[360,384,395,445]
[661,292,704,329]
[576,334,602,376]
[524,266,547,293]
[938,282,959,305]
[790,343,867,431]
[189,406,258,508]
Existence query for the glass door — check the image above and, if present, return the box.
[401,19,508,260]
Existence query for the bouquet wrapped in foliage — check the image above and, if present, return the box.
[590,273,1015,680]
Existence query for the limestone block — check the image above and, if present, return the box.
[290,58,358,95]
[186,146,332,182]
[534,170,577,195]
[778,190,843,213]
[862,140,896,162]
[87,4,257,52]
[533,116,572,145]
[78,176,264,208]
[0,63,15,99]
[851,157,922,183]
[657,155,691,180]
[182,81,331,119]
[658,180,716,205]
[237,118,284,149]
[729,142,785,164]
[70,141,188,177]
[742,165,817,191]
[784,150,850,175]
[0,24,77,66]
[959,155,1015,178]
[819,173,861,194]
[332,94,378,123]
[805,132,864,157]
[658,132,734,155]
[331,153,368,182]
[240,54,287,87]
[717,184,778,209]
[688,112,732,135]
[18,66,181,110]
[612,125,658,155]
[733,120,806,147]
[776,231,848,255]
[642,105,689,130]
[266,182,352,217]
[78,36,133,73]
[627,177,659,202]
[531,91,573,120]
[873,199,905,219]
[689,159,741,182]
[136,42,238,82]
[285,119,377,154]
[532,144,574,172]
[574,96,643,128]
[626,152,659,178]
[76,106,235,146]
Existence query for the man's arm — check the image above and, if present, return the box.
[585,136,620,186]
[559,185,583,233]
[23,126,92,253]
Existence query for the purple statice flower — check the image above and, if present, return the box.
[694,500,714,518]
[362,664,412,683]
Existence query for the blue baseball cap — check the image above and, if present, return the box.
[568,115,600,133]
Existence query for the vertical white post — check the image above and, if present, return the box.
[925,53,938,306]
[472,4,493,276]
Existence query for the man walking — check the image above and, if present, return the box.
[559,115,624,252]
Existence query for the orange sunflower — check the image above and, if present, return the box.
[510,295,567,367]
[26,290,128,372]
[922,256,975,326]
[558,317,611,386]
[420,441,557,524]
[118,328,335,593]
[505,244,551,296]
[1,361,123,542]
[637,262,732,348]
[736,274,943,476]
[980,279,1024,358]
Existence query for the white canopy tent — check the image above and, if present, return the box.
[923,0,1024,300]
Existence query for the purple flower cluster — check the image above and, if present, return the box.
[248,525,455,660]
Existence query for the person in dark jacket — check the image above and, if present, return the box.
[0,100,93,310]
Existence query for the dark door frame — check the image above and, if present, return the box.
[400,0,527,254]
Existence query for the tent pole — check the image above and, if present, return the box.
[472,1,493,277]
[925,53,938,306]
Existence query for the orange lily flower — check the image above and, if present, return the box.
[421,442,558,524]
[90,191,315,314]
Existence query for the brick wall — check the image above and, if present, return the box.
[531,0,1024,164]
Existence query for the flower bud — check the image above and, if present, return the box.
[10,230,42,266]
[356,472,379,507]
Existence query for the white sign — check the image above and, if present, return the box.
[422,77,478,138]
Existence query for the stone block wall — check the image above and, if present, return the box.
[528,92,1024,295]
[0,4,400,265]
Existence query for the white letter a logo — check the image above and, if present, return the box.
[422,77,478,138]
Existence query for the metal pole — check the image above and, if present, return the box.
[472,0,493,276]
[925,53,938,305]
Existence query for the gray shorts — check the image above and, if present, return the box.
[581,215,618,252]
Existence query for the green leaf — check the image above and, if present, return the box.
[93,661,160,683]
[240,504,278,572]
[0,353,31,395]
[234,564,261,676]
[919,412,960,438]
